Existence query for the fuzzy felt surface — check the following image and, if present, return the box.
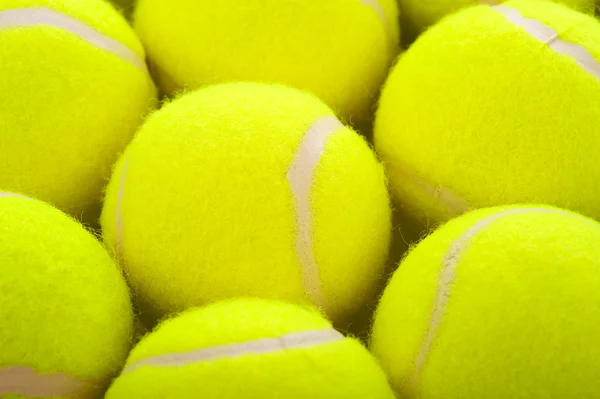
[0,0,156,224]
[106,298,395,399]
[399,0,595,34]
[371,205,600,398]
[375,0,600,229]
[0,194,133,397]
[133,0,399,124]
[101,82,391,326]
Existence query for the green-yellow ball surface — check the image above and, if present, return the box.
[101,82,391,325]
[0,0,156,222]
[375,0,600,228]
[106,298,396,399]
[0,193,133,399]
[399,0,596,34]
[371,205,600,398]
[133,0,399,124]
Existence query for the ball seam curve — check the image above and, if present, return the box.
[121,328,344,374]
[410,207,580,390]
[0,7,148,72]
[287,116,342,314]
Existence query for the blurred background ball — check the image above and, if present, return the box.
[133,0,400,126]
[0,0,156,223]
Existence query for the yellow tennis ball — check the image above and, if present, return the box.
[400,0,596,34]
[0,192,133,398]
[106,298,396,399]
[132,0,399,124]
[0,0,156,223]
[101,82,391,325]
[374,0,600,228]
[371,205,600,398]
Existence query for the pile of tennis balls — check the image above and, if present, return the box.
[1,0,600,397]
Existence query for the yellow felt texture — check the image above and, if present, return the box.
[133,0,399,124]
[101,82,391,325]
[399,0,596,34]
[371,205,600,398]
[0,193,133,397]
[375,0,600,229]
[0,0,156,223]
[105,298,396,399]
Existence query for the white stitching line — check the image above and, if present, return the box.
[493,5,600,80]
[411,208,568,389]
[122,328,344,374]
[287,116,342,313]
[0,7,147,72]
[0,366,100,399]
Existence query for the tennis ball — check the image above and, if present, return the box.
[106,298,396,399]
[0,0,156,223]
[132,0,399,124]
[101,82,391,325]
[0,192,133,398]
[400,0,596,34]
[375,0,600,229]
[371,205,600,398]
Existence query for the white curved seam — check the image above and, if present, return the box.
[360,0,391,42]
[0,7,147,73]
[0,366,100,398]
[287,116,342,313]
[493,5,600,80]
[411,208,573,389]
[122,328,344,374]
